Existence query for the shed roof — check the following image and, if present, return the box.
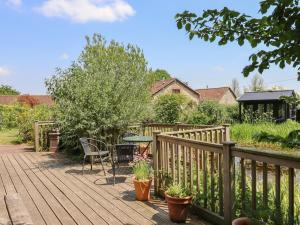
[237,90,295,102]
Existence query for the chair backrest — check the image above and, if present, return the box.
[79,137,92,155]
[115,144,136,162]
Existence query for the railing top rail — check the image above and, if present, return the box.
[143,123,214,128]
[162,126,225,135]
[157,133,223,153]
[232,146,300,165]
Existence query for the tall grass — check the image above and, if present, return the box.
[231,120,300,151]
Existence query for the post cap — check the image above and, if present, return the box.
[222,141,236,146]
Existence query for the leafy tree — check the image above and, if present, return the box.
[0,85,20,95]
[46,34,151,153]
[245,74,265,92]
[154,94,186,124]
[175,0,300,78]
[148,69,172,84]
[231,78,241,97]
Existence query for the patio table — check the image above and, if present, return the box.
[122,135,153,157]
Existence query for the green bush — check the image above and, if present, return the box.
[186,100,229,125]
[0,104,53,143]
[166,184,191,198]
[154,94,187,124]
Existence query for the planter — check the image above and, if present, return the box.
[232,217,251,225]
[133,178,152,201]
[49,132,60,153]
[165,192,192,223]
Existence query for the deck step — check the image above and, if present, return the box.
[5,193,33,225]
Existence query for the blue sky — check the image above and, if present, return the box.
[0,0,298,94]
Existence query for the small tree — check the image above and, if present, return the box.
[46,34,151,153]
[245,74,265,92]
[148,69,172,84]
[154,94,186,124]
[231,78,241,97]
[0,85,20,95]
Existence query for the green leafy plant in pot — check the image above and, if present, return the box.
[132,160,152,201]
[165,184,192,223]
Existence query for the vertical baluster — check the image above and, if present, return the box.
[183,139,187,186]
[251,160,257,211]
[288,168,294,225]
[177,143,181,185]
[189,147,193,191]
[166,142,170,174]
[241,158,246,213]
[218,153,223,216]
[172,142,175,183]
[275,165,281,225]
[214,130,218,143]
[203,150,208,208]
[210,152,215,212]
[263,162,268,209]
[196,149,200,192]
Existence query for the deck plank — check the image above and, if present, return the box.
[3,154,46,225]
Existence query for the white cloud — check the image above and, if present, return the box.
[212,66,225,73]
[0,67,11,76]
[6,0,22,7]
[60,53,69,60]
[36,0,135,23]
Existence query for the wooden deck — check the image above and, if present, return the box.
[0,151,210,225]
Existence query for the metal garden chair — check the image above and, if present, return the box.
[79,137,111,175]
[112,143,137,184]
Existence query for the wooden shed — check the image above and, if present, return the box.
[237,90,297,122]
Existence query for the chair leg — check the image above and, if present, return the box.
[99,157,106,176]
[90,156,93,171]
[82,155,86,175]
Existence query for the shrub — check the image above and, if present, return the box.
[46,34,151,154]
[187,100,229,125]
[133,160,152,181]
[0,104,26,129]
[154,94,187,124]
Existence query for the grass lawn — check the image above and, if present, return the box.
[231,120,300,154]
[0,129,22,145]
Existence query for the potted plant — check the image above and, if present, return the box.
[232,217,251,225]
[165,184,192,223]
[132,160,152,201]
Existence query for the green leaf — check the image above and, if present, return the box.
[185,23,191,31]
[279,61,285,69]
[238,37,244,46]
[177,21,182,29]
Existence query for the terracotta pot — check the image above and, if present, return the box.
[165,192,192,223]
[133,178,152,201]
[232,217,251,225]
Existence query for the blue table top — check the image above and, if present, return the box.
[123,135,153,143]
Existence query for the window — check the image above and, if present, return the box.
[172,89,180,94]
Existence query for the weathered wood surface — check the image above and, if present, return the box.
[5,193,33,225]
[0,151,210,225]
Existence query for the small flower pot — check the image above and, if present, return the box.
[165,192,192,223]
[133,178,152,201]
[232,217,251,225]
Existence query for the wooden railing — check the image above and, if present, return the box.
[153,126,300,225]
[34,121,56,152]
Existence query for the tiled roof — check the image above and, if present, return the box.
[0,95,54,106]
[150,78,175,95]
[195,87,235,102]
[237,90,295,102]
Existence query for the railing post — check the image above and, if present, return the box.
[174,122,181,131]
[34,121,40,152]
[223,124,231,141]
[223,141,235,225]
[153,131,161,196]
